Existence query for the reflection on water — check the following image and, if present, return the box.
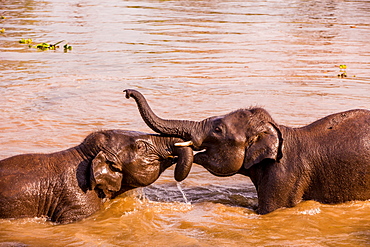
[1,0,370,246]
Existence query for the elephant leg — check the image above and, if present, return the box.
[250,163,307,214]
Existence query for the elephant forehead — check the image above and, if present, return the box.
[106,132,152,148]
[223,110,251,124]
[105,130,153,141]
[106,129,145,135]
[222,116,250,134]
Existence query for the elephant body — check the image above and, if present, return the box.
[0,130,193,223]
[125,89,370,214]
[240,109,370,213]
[0,149,102,223]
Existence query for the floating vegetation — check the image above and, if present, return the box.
[18,39,73,52]
[63,44,72,51]
[338,64,347,78]
[337,64,356,78]
[19,38,33,44]
[33,40,65,50]
[1,16,6,33]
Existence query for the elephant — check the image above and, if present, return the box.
[0,129,193,224]
[124,89,370,214]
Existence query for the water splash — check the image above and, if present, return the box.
[298,207,321,215]
[176,182,190,204]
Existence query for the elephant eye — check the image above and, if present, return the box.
[136,141,149,152]
[214,126,222,133]
[137,142,144,150]
[106,160,121,172]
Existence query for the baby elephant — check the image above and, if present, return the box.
[0,130,193,224]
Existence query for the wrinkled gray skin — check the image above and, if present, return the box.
[0,130,193,224]
[125,89,370,214]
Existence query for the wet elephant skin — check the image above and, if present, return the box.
[0,129,192,224]
[125,89,370,214]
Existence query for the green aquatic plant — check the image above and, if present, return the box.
[33,40,64,50]
[19,38,33,44]
[19,39,73,52]
[35,43,52,50]
[337,64,356,78]
[63,44,72,52]
[338,64,347,78]
[1,16,7,33]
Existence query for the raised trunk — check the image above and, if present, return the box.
[124,89,200,143]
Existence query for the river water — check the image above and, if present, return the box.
[1,0,370,246]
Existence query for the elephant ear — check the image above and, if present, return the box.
[244,123,282,169]
[91,151,123,198]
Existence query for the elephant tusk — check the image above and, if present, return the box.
[174,141,193,147]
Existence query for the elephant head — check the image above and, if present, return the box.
[124,89,283,176]
[87,130,193,198]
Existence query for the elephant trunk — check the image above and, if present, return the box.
[152,135,194,182]
[173,145,193,182]
[124,89,203,147]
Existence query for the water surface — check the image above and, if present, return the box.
[1,0,370,246]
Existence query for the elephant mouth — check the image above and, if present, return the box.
[175,140,204,151]
[95,185,135,199]
[94,186,116,199]
[161,156,177,169]
[91,174,135,199]
[194,148,243,177]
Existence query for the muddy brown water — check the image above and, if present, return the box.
[1,0,370,246]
